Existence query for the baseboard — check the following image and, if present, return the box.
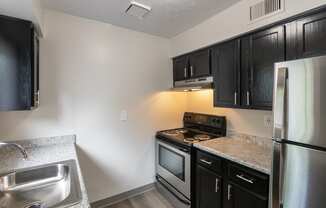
[91,183,155,208]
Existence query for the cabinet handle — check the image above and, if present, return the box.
[246,91,250,106]
[184,67,187,78]
[215,178,220,192]
[199,159,212,165]
[234,92,237,105]
[190,66,194,77]
[227,184,232,200]
[236,174,254,184]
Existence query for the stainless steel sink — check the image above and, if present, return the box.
[0,160,82,208]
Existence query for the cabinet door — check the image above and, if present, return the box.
[196,165,222,208]
[249,26,285,110]
[297,12,326,58]
[173,56,188,81]
[0,16,32,110]
[226,183,268,208]
[189,49,211,78]
[212,40,240,108]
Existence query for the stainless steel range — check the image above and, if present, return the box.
[155,112,226,208]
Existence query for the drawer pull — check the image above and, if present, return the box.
[236,174,254,184]
[227,184,232,200]
[215,178,220,192]
[200,159,212,165]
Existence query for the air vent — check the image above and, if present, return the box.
[125,1,151,19]
[250,0,283,21]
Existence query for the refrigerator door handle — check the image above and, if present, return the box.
[273,67,288,139]
[271,141,284,208]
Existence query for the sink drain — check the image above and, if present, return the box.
[25,202,44,208]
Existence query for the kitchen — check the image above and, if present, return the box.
[0,0,326,208]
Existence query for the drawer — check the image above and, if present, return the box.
[228,163,269,197]
[196,150,223,174]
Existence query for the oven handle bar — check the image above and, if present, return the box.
[156,175,191,206]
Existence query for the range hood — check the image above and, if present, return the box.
[171,76,213,92]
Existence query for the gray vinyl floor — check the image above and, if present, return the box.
[106,189,175,208]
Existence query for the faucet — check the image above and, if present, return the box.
[0,142,28,159]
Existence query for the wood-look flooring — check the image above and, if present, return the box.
[106,189,175,208]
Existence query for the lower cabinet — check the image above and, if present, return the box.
[195,150,269,208]
[196,165,222,208]
[225,183,268,208]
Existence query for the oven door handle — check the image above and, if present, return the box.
[156,176,191,206]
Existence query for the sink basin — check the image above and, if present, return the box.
[0,160,82,208]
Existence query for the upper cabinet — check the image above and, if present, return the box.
[173,49,211,81]
[246,26,285,110]
[189,49,211,78]
[0,15,39,111]
[213,26,285,110]
[173,55,188,81]
[287,11,326,59]
[212,40,240,108]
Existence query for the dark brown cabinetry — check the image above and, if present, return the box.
[0,15,39,111]
[212,40,240,108]
[225,164,269,208]
[286,11,326,59]
[173,55,188,81]
[246,26,285,110]
[196,165,222,208]
[173,49,211,81]
[195,150,269,208]
[189,49,211,78]
[225,183,267,208]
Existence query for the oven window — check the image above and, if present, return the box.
[159,145,185,181]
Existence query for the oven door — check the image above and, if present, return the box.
[156,140,191,199]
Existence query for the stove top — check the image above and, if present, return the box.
[156,112,226,147]
[158,128,219,145]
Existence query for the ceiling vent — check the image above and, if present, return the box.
[125,1,151,19]
[250,0,284,21]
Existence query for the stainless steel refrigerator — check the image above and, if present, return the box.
[271,55,326,208]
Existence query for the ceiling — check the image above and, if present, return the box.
[43,0,241,38]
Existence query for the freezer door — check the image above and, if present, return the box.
[272,142,326,208]
[274,56,326,148]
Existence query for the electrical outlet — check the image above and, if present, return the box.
[264,115,273,128]
[120,110,128,121]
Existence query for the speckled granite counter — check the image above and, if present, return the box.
[194,133,272,175]
[0,135,90,208]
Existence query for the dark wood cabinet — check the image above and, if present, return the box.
[297,12,326,58]
[189,49,211,78]
[173,55,188,81]
[196,165,222,208]
[212,40,240,108]
[195,150,269,208]
[0,15,39,111]
[173,49,211,81]
[225,183,268,208]
[247,26,285,110]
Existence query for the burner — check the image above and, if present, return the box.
[194,134,211,141]
[183,138,200,143]
[163,129,188,135]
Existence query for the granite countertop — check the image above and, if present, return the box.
[194,135,272,175]
[0,135,90,208]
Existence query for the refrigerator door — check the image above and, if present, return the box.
[272,141,326,208]
[274,56,326,148]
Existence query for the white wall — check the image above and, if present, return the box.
[0,10,187,202]
[171,0,326,56]
[185,90,272,138]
